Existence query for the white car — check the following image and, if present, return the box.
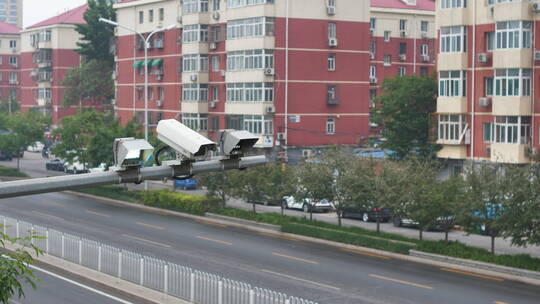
[282,196,334,213]
[64,160,87,174]
[27,142,45,153]
[88,163,107,173]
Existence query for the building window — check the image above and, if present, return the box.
[158,87,164,100]
[183,0,209,15]
[8,72,17,84]
[440,0,466,9]
[183,24,209,43]
[493,116,530,144]
[183,54,209,72]
[370,41,376,57]
[149,9,154,22]
[495,69,531,97]
[421,44,429,56]
[210,116,220,131]
[496,21,531,49]
[398,66,406,76]
[420,20,428,33]
[226,115,273,135]
[226,0,273,9]
[9,88,16,100]
[182,113,208,131]
[440,26,467,53]
[183,84,209,102]
[9,40,16,48]
[399,19,407,31]
[420,67,428,77]
[213,0,220,10]
[485,32,495,51]
[9,56,16,66]
[326,118,335,135]
[369,89,377,108]
[399,42,406,55]
[327,54,336,71]
[227,17,274,39]
[226,83,273,102]
[138,11,144,24]
[211,25,222,42]
[484,122,493,142]
[485,77,494,96]
[212,86,219,101]
[328,23,337,39]
[369,65,376,78]
[159,8,164,21]
[226,49,273,71]
[383,55,391,66]
[327,85,337,102]
[370,18,376,31]
[439,70,466,97]
[384,31,390,42]
[211,56,220,71]
[438,114,466,142]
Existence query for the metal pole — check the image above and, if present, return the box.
[118,250,122,278]
[140,257,144,285]
[218,280,223,304]
[16,220,19,238]
[98,245,102,272]
[249,289,255,304]
[164,264,168,294]
[78,239,82,264]
[61,234,65,259]
[190,272,195,302]
[3,217,6,235]
[143,35,149,192]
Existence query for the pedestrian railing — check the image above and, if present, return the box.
[1,215,317,304]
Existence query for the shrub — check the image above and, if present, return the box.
[210,207,290,226]
[0,166,29,178]
[139,190,218,215]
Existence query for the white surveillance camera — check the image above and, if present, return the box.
[219,130,259,157]
[156,119,217,159]
[113,138,154,171]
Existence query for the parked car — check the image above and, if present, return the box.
[45,158,65,171]
[282,196,334,213]
[27,141,45,153]
[64,160,88,174]
[88,163,108,173]
[341,206,392,222]
[392,214,455,230]
[174,178,197,190]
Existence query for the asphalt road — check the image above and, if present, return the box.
[1,192,539,304]
[10,266,132,304]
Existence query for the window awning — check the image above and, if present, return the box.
[151,59,163,67]
[132,60,143,68]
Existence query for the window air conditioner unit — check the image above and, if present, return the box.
[209,101,217,108]
[302,149,313,158]
[327,6,336,15]
[534,50,540,61]
[369,29,374,36]
[398,54,406,61]
[533,2,540,13]
[277,132,286,141]
[111,99,116,105]
[370,77,377,84]
[111,71,117,80]
[421,32,428,39]
[370,122,379,128]
[156,99,163,107]
[220,70,226,77]
[213,11,220,20]
[209,42,217,50]
[328,38,338,47]
[266,105,275,113]
[156,74,163,80]
[479,97,491,107]
[30,70,37,77]
[400,30,407,37]
[264,68,275,76]
[421,55,430,62]
[190,74,198,82]
[477,53,489,63]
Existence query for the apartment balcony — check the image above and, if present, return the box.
[181,101,209,114]
[493,1,532,22]
[37,72,53,83]
[182,12,210,25]
[224,3,275,21]
[8,79,19,85]
[437,145,468,160]
[225,69,274,83]
[437,97,468,114]
[492,96,532,116]
[225,102,273,115]
[436,8,470,27]
[490,143,530,164]
[182,71,209,83]
[38,40,52,49]
[437,53,468,71]
[37,61,52,69]
[226,36,275,52]
[36,98,51,107]
[182,42,209,55]
[492,49,532,69]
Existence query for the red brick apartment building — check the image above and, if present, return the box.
[19,4,89,124]
[435,0,540,171]
[0,21,20,108]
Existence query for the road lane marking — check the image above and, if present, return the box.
[197,236,233,246]
[85,210,111,218]
[261,269,340,291]
[258,232,300,242]
[122,234,171,248]
[340,248,391,260]
[195,219,228,228]
[272,252,319,265]
[369,274,433,290]
[32,210,64,221]
[42,200,64,207]
[136,221,165,230]
[494,302,509,304]
[30,265,134,304]
[440,268,504,281]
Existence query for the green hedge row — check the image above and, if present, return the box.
[140,190,220,216]
[0,166,29,178]
[210,207,291,226]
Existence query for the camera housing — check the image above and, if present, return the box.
[219,130,259,157]
[113,138,154,171]
[156,119,217,160]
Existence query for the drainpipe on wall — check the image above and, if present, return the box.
[413,14,417,74]
[530,20,536,164]
[284,0,290,149]
[470,0,476,163]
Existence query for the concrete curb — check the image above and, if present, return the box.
[206,213,280,231]
[410,250,540,280]
[63,190,540,287]
[2,242,191,304]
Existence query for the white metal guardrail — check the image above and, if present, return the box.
[1,215,317,304]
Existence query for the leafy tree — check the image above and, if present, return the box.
[0,112,48,170]
[0,99,19,115]
[233,166,272,213]
[76,0,116,64]
[0,228,42,303]
[199,171,238,208]
[61,60,114,108]
[371,75,440,160]
[373,161,409,227]
[266,163,296,215]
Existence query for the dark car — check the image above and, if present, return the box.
[46,158,65,171]
[342,206,392,222]
[0,150,12,161]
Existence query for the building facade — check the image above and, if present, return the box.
[19,4,89,124]
[368,0,436,131]
[0,0,22,28]
[114,0,370,158]
[0,21,20,109]
[436,0,540,166]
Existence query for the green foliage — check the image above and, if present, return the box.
[140,190,220,215]
[75,0,116,64]
[0,230,43,303]
[371,75,440,159]
[0,99,19,115]
[61,60,114,108]
[0,166,29,178]
[211,207,292,226]
[199,171,239,207]
[75,186,142,203]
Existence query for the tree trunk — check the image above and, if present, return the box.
[491,236,495,254]
[419,228,423,241]
[309,208,313,221]
[376,216,381,233]
[337,211,342,227]
[445,230,449,243]
[16,157,20,171]
[280,204,284,216]
[252,202,256,213]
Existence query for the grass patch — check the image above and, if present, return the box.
[211,207,291,226]
[75,185,141,203]
[0,166,29,178]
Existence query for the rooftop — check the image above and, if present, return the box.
[27,4,88,30]
[0,22,20,35]
[371,0,435,11]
